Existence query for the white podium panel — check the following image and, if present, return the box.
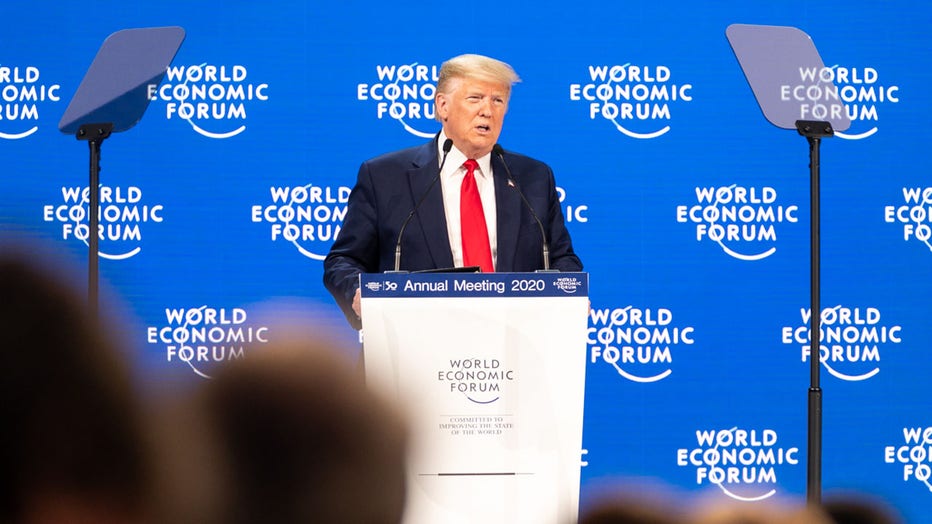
[360,272,589,524]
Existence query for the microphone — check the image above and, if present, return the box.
[392,138,454,272]
[493,144,552,271]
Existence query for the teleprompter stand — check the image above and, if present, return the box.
[59,27,184,318]
[76,123,113,319]
[796,119,834,504]
[727,24,851,505]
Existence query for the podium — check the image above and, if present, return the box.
[360,272,589,524]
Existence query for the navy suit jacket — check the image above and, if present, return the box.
[323,138,583,328]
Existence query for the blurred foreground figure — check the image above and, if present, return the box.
[0,251,152,524]
[578,492,685,524]
[822,492,903,524]
[198,335,409,524]
[690,500,833,524]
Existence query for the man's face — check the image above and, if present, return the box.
[435,76,509,159]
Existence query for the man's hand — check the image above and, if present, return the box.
[352,287,362,319]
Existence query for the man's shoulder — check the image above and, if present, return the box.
[499,148,552,175]
[364,141,434,170]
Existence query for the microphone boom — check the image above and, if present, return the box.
[493,144,552,271]
[392,138,454,272]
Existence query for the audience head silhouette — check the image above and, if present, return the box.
[0,250,152,524]
[198,334,409,524]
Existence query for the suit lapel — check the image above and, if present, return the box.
[493,153,522,272]
[409,141,454,269]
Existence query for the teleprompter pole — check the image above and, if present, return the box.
[76,123,113,321]
[795,119,834,506]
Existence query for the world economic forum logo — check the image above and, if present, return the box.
[42,185,164,260]
[676,185,799,261]
[357,62,440,138]
[677,427,799,502]
[553,276,584,294]
[251,183,351,260]
[363,280,398,293]
[147,305,270,379]
[588,305,695,383]
[437,358,515,404]
[781,305,903,381]
[885,427,932,493]
[557,186,590,227]
[0,65,61,140]
[569,63,694,139]
[149,63,269,138]
[885,187,932,253]
[784,65,899,140]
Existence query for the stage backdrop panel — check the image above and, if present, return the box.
[1,1,929,521]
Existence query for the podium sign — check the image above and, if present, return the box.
[360,272,589,524]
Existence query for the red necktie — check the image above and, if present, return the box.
[460,159,494,272]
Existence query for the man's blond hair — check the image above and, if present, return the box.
[435,54,521,117]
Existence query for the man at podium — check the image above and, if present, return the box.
[324,53,582,329]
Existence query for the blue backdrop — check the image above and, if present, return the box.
[1,1,929,520]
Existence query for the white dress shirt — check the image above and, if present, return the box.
[437,131,498,269]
